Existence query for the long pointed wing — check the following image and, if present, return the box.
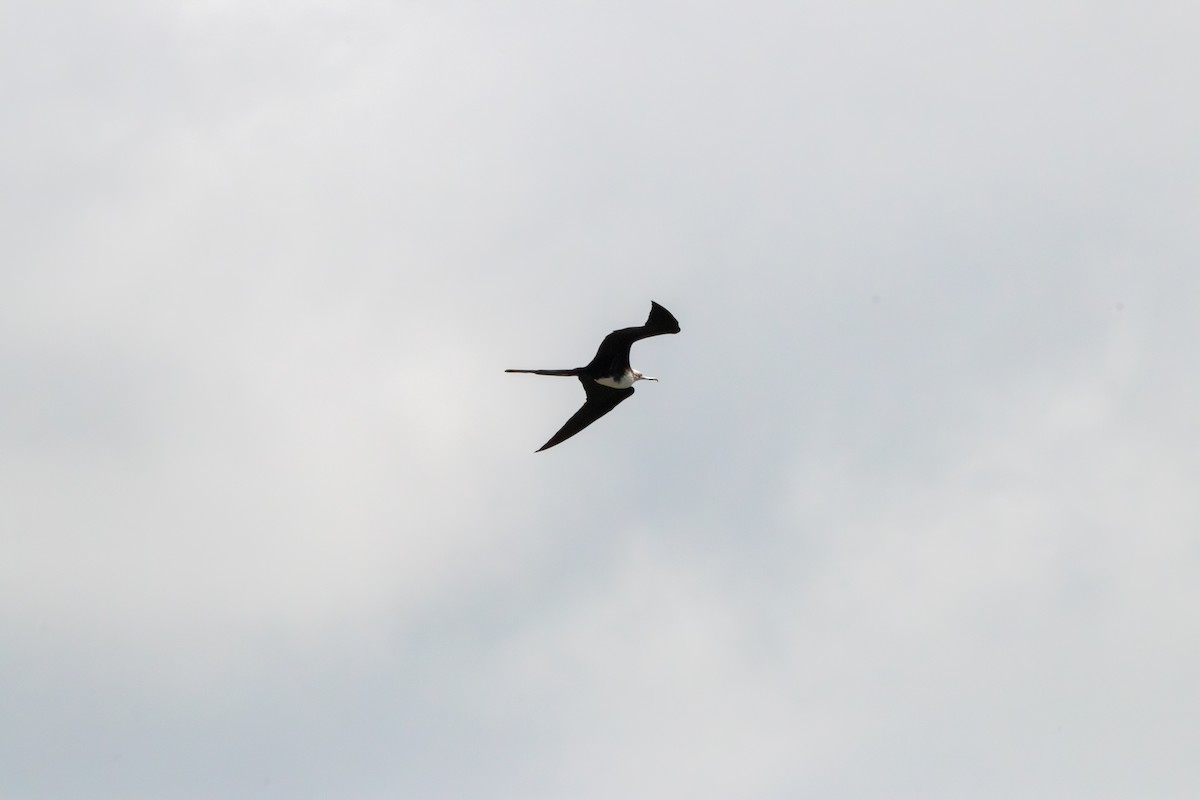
[584,301,681,376]
[536,379,635,452]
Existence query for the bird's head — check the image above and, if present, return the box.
[632,369,658,382]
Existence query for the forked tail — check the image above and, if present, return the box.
[504,368,582,376]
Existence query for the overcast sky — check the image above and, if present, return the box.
[3,2,1199,798]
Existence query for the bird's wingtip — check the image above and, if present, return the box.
[646,300,681,334]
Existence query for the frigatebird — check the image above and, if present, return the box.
[506,301,681,452]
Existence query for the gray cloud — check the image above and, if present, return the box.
[3,1,1198,798]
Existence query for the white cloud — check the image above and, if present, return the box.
[3,1,1199,797]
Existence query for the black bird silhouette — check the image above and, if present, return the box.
[506,301,681,451]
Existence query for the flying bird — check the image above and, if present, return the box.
[506,301,681,452]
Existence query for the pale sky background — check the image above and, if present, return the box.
[3,2,1199,798]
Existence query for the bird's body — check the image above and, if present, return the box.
[594,369,641,390]
[506,301,680,451]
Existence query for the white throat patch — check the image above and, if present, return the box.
[595,370,637,389]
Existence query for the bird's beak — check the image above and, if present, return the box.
[646,376,659,381]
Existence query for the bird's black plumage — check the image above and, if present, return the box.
[535,380,635,452]
[506,301,680,451]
